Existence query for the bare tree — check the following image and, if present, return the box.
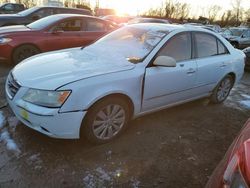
[207,5,221,22]
[16,0,36,8]
[231,0,243,24]
[164,0,176,18]
[179,3,190,20]
[245,8,250,22]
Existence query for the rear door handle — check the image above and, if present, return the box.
[187,68,196,74]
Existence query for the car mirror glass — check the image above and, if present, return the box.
[153,56,177,67]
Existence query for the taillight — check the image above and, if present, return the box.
[224,154,239,185]
[223,154,248,188]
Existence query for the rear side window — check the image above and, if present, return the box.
[195,33,217,58]
[217,40,228,55]
[157,32,192,62]
[86,20,106,31]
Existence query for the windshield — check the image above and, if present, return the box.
[28,15,62,30]
[18,7,40,16]
[230,28,246,36]
[86,25,169,62]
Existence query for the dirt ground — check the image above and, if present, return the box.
[0,66,250,188]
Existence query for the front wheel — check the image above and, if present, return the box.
[12,45,40,64]
[210,75,234,103]
[82,97,130,144]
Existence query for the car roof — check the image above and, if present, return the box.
[130,23,215,34]
[35,6,92,14]
[40,14,108,23]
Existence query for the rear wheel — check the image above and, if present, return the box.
[12,45,40,64]
[82,97,130,144]
[210,75,234,103]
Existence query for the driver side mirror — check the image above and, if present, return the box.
[153,56,177,67]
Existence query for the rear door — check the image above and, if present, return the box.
[193,32,231,95]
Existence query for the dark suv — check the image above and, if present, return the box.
[0,6,92,27]
[0,3,25,14]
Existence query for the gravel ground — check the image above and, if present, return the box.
[0,66,249,188]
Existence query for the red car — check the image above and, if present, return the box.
[0,14,117,64]
[206,119,250,188]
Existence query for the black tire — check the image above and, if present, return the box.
[12,44,40,64]
[210,75,234,104]
[81,97,130,144]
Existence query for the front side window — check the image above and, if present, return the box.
[157,32,192,62]
[86,20,106,31]
[195,33,217,58]
[242,30,250,38]
[56,19,82,32]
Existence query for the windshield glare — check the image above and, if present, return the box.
[18,7,39,16]
[90,25,169,61]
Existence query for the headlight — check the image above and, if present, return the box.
[22,89,71,108]
[0,37,12,44]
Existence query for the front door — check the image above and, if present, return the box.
[142,32,197,111]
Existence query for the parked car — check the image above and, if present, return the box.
[222,27,250,49]
[205,24,222,33]
[0,14,117,64]
[0,6,92,27]
[230,28,250,49]
[6,24,245,144]
[0,3,25,14]
[206,119,250,188]
[128,17,170,24]
[243,47,250,70]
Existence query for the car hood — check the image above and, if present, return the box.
[12,47,135,90]
[0,25,30,34]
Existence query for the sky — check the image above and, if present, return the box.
[89,0,250,16]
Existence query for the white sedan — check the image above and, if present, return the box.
[6,24,245,144]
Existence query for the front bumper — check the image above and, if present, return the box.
[6,84,86,139]
[0,44,12,63]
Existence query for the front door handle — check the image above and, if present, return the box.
[187,68,196,74]
[220,62,227,68]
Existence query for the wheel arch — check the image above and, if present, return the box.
[227,72,236,84]
[11,43,41,63]
[80,92,135,141]
[87,93,135,118]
